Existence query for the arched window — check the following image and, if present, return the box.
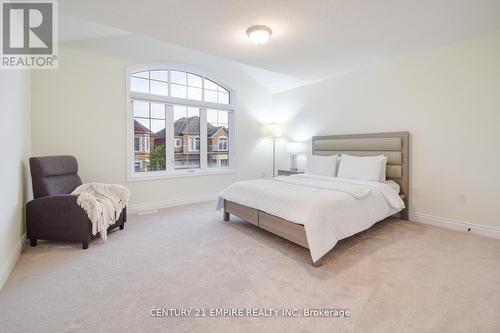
[126,64,235,179]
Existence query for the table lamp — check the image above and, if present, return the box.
[286,142,304,171]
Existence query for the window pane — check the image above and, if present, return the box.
[150,102,165,119]
[171,71,187,85]
[131,71,149,79]
[187,73,202,87]
[150,70,168,82]
[204,89,217,103]
[130,77,149,94]
[218,86,229,93]
[173,104,187,120]
[174,105,200,170]
[187,106,198,118]
[151,119,165,134]
[204,78,218,90]
[135,117,149,129]
[218,91,229,104]
[218,110,228,124]
[133,100,149,118]
[171,83,187,98]
[207,109,218,124]
[207,109,230,168]
[150,80,168,96]
[187,86,202,100]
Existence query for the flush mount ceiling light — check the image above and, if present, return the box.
[247,25,272,46]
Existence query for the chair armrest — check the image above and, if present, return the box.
[26,194,91,241]
[27,194,79,208]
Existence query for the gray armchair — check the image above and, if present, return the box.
[26,156,126,249]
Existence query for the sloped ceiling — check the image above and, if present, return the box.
[60,0,500,92]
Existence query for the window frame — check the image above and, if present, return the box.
[174,138,182,148]
[134,137,140,152]
[126,63,237,181]
[188,137,200,152]
[218,137,228,151]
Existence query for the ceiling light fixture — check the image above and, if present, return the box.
[247,25,272,46]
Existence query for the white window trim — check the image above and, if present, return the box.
[126,63,237,182]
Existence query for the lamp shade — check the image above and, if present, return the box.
[286,142,304,154]
[263,123,282,137]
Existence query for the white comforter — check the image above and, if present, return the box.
[217,174,404,262]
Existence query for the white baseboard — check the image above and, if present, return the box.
[128,193,217,214]
[409,211,500,240]
[0,233,26,291]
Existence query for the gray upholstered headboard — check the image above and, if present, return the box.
[312,132,409,209]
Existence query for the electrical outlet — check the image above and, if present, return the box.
[457,192,466,204]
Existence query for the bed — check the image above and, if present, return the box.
[218,132,409,266]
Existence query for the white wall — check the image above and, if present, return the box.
[274,31,500,229]
[0,70,31,289]
[31,34,274,210]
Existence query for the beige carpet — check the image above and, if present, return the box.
[1,201,500,333]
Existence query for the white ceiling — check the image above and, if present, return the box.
[60,0,500,92]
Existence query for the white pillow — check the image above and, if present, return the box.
[337,154,386,182]
[379,156,388,182]
[305,154,338,177]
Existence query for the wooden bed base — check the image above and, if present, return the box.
[223,196,407,267]
[223,199,322,267]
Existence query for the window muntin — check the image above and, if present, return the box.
[128,65,235,178]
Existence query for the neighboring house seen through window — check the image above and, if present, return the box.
[128,65,235,178]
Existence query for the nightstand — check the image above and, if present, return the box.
[277,169,305,176]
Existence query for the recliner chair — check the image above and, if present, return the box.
[26,155,126,249]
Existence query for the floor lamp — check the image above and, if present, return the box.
[264,124,282,177]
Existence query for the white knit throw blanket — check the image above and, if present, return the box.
[71,183,130,241]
